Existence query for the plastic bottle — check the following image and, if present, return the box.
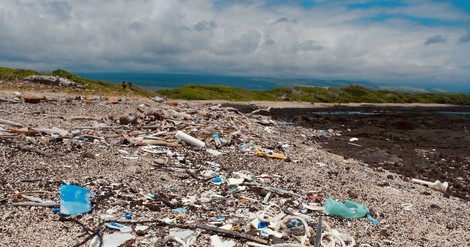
[212,134,222,148]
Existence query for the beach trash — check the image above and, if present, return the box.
[175,131,206,148]
[90,232,135,247]
[255,149,287,160]
[411,178,448,192]
[210,235,235,247]
[212,134,222,148]
[323,197,369,218]
[59,184,93,215]
[105,222,132,233]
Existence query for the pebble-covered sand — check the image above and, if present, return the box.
[0,91,469,247]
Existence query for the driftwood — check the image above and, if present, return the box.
[0,119,23,128]
[11,202,60,207]
[134,139,181,147]
[9,128,39,136]
[16,145,52,156]
[152,193,176,208]
[67,116,102,121]
[196,224,269,245]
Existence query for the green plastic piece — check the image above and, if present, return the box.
[324,197,369,219]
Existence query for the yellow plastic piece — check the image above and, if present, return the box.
[256,149,287,160]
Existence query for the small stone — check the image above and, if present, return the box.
[347,190,358,199]
[155,159,166,165]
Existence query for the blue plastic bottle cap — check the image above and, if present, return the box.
[257,221,268,229]
[212,177,223,184]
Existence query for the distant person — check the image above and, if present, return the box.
[128,82,133,90]
[122,81,126,90]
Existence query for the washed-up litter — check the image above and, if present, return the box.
[175,131,205,148]
[411,178,449,192]
[210,235,236,247]
[255,149,288,160]
[59,184,93,215]
[105,222,132,233]
[0,96,405,246]
[324,197,369,219]
[90,232,135,247]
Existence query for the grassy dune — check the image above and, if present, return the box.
[0,67,156,97]
[157,84,470,105]
[3,66,470,104]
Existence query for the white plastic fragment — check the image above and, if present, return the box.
[210,235,235,247]
[206,148,223,156]
[411,178,448,192]
[90,232,135,247]
[175,131,205,148]
[402,203,413,211]
[227,178,244,185]
[105,222,132,233]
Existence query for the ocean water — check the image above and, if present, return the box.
[76,72,279,91]
[76,72,470,94]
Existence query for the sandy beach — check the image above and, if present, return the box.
[0,90,469,246]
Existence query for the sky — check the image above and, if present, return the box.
[1,0,470,87]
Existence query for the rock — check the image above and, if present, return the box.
[24,75,78,87]
[153,96,165,103]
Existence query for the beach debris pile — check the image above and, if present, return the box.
[0,94,453,246]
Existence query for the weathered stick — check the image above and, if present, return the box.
[153,193,176,208]
[17,145,51,156]
[11,202,60,207]
[196,224,269,245]
[9,128,39,136]
[0,119,23,128]
[134,139,181,147]
[67,116,101,121]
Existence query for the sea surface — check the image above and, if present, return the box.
[77,72,279,91]
[76,72,470,94]
[76,72,383,91]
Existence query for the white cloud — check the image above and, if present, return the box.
[0,0,469,85]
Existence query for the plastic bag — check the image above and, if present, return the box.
[324,197,369,218]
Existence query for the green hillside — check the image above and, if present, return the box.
[0,67,156,97]
[157,84,470,105]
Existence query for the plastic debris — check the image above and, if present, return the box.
[255,149,287,160]
[59,184,93,215]
[105,222,132,233]
[210,235,235,247]
[323,197,369,219]
[411,178,449,192]
[212,134,222,148]
[212,177,224,185]
[175,131,205,148]
[169,228,198,246]
[90,232,135,247]
[366,214,380,225]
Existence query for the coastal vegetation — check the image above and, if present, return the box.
[157,84,470,105]
[2,66,470,105]
[0,67,156,97]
